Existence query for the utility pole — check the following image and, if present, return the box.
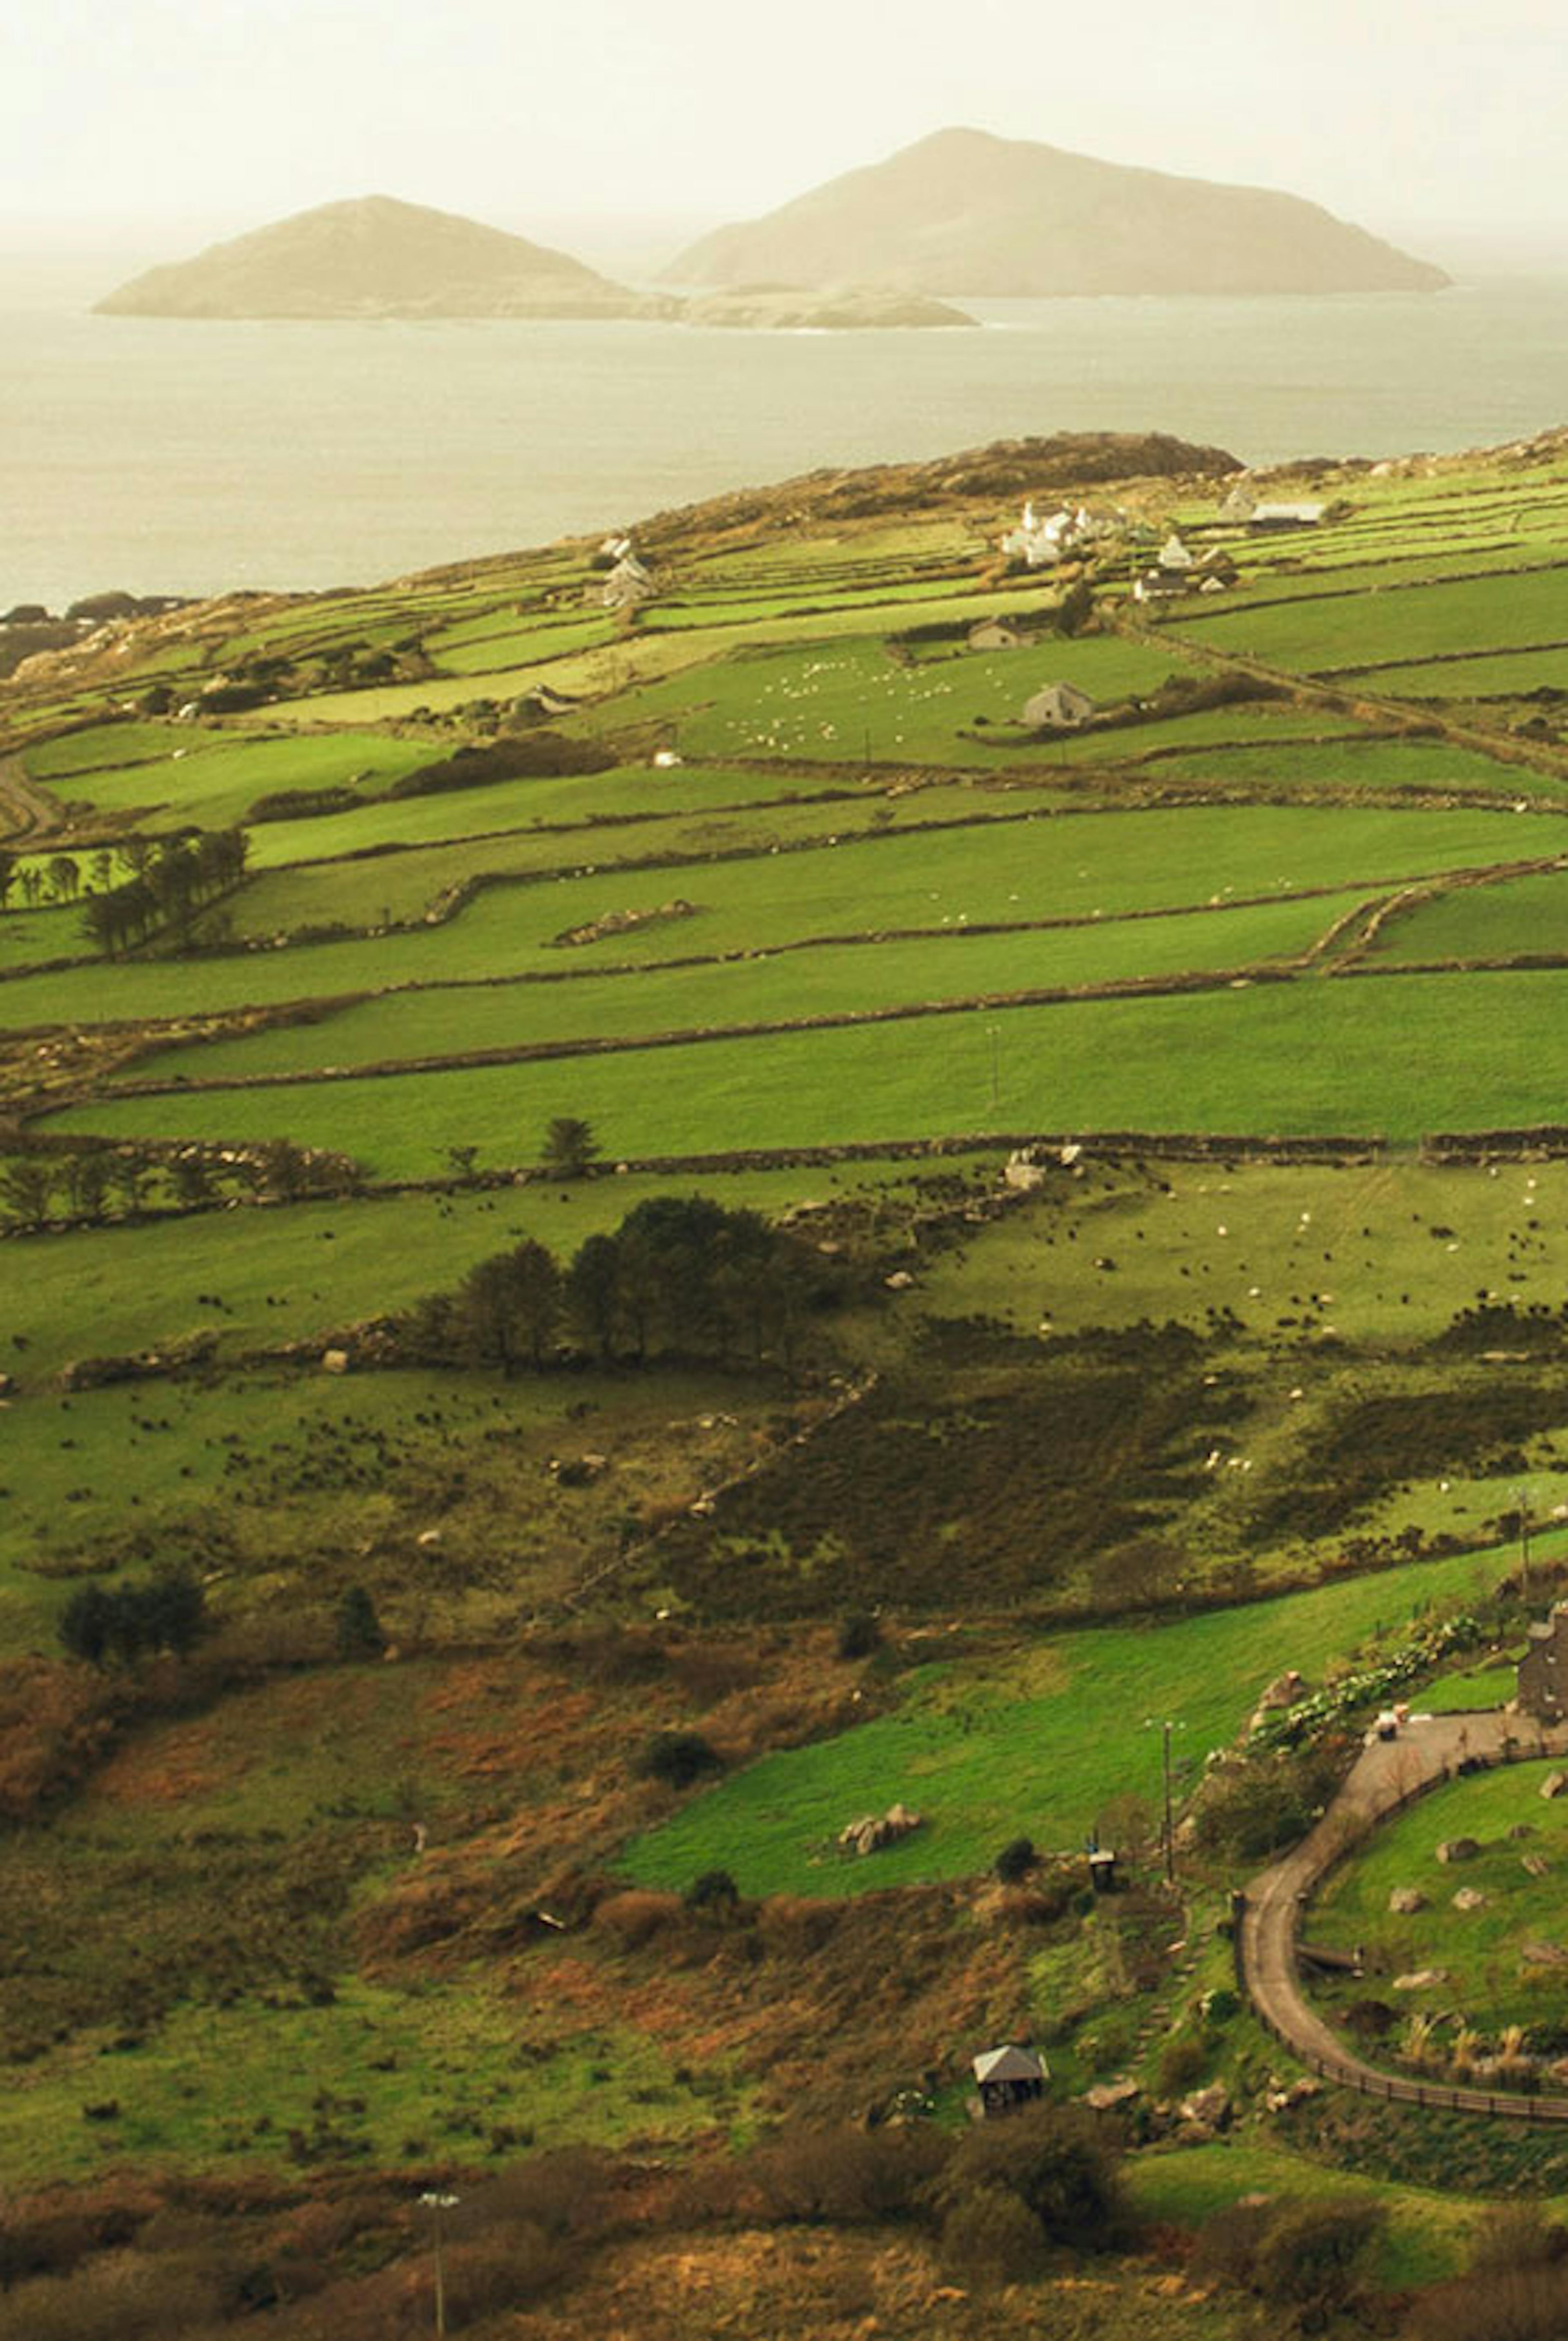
[420,2191,459,2337]
[1145,1716,1182,1885]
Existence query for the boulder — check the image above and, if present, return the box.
[1452,1888,1488,1911]
[1178,2083,1232,2134]
[1523,1853,1552,1877]
[1436,1837,1480,1864]
[1393,1969,1449,1991]
[1082,2078,1141,2112]
[1389,1887,1428,1915]
[1004,1152,1048,1193]
[321,1348,350,1375]
[1521,1940,1568,1967]
[1541,1771,1568,1801]
[837,1803,925,1857]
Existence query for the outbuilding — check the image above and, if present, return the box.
[1023,682,1096,730]
[972,2044,1048,2118]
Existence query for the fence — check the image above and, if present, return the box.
[1233,1736,1568,2124]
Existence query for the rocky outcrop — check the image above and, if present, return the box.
[677,285,976,330]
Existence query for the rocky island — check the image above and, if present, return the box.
[668,124,1451,298]
[95,194,670,321]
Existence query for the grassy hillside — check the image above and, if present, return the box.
[9,430,1568,2334]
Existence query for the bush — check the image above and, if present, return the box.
[591,1891,682,1949]
[745,2123,949,2224]
[684,1868,741,1912]
[940,2185,1049,2287]
[1156,2036,1206,2098]
[1196,2196,1383,2325]
[837,1611,882,1661]
[929,2105,1127,2254]
[995,1836,1036,1885]
[638,1730,722,1789]
[1408,2264,1568,2341]
[334,1587,384,1660]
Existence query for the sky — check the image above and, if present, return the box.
[4,0,1566,275]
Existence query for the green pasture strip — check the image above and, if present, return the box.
[0,903,90,973]
[1342,645,1568,699]
[1173,567,1568,675]
[1127,2144,1476,2290]
[575,636,1219,767]
[9,796,1562,1030]
[653,575,980,630]
[48,964,1568,1172]
[1372,867,1568,961]
[269,583,1101,728]
[0,1977,716,2183]
[108,892,1359,1087]
[1147,737,1556,800]
[427,615,617,675]
[23,721,187,778]
[0,1162,908,1389]
[618,1541,1519,1899]
[27,729,430,832]
[243,762,869,872]
[1312,1764,1568,2033]
[208,782,1035,938]
[1040,707,1374,768]
[917,1154,1568,1351]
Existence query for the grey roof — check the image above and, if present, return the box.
[973,2044,1046,2085]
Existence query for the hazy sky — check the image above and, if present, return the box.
[6,0,1565,268]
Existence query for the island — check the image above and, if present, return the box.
[666,124,1451,299]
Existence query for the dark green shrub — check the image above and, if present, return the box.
[1156,2036,1206,2098]
[940,2185,1049,2287]
[334,1587,384,1660]
[995,1836,1036,1885]
[836,1610,882,1661]
[929,2104,1127,2253]
[1196,2196,1383,2325]
[639,1731,722,1790]
[684,1868,741,1912]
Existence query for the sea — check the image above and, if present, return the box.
[5,272,1568,613]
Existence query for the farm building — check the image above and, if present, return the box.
[599,553,655,611]
[1133,568,1189,604]
[972,2044,1047,2118]
[1247,501,1327,531]
[1023,682,1096,730]
[1518,1601,1568,1720]
[969,617,1029,652]
[1159,533,1194,571]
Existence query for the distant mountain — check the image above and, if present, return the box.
[666,128,1450,299]
[96,195,666,320]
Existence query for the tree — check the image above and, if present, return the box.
[335,1585,385,1659]
[458,1239,562,1372]
[565,1232,622,1362]
[0,1157,53,1231]
[541,1117,600,1180]
[47,854,80,904]
[929,2105,1127,2254]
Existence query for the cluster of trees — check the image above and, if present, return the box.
[79,829,247,955]
[0,1139,363,1232]
[58,1569,206,1666]
[405,1195,842,1374]
[0,847,132,914]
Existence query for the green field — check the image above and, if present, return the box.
[49,966,1568,1172]
[620,1541,1517,1899]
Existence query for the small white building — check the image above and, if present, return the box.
[1247,501,1327,531]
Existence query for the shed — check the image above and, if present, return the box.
[1247,502,1327,531]
[969,618,1028,652]
[1159,533,1194,571]
[972,2044,1047,2117]
[1023,682,1096,731]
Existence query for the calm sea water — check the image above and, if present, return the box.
[4,276,1568,611]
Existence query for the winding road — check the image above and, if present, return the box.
[1239,1710,1568,2119]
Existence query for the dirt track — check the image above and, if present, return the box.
[1239,1709,1568,2118]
